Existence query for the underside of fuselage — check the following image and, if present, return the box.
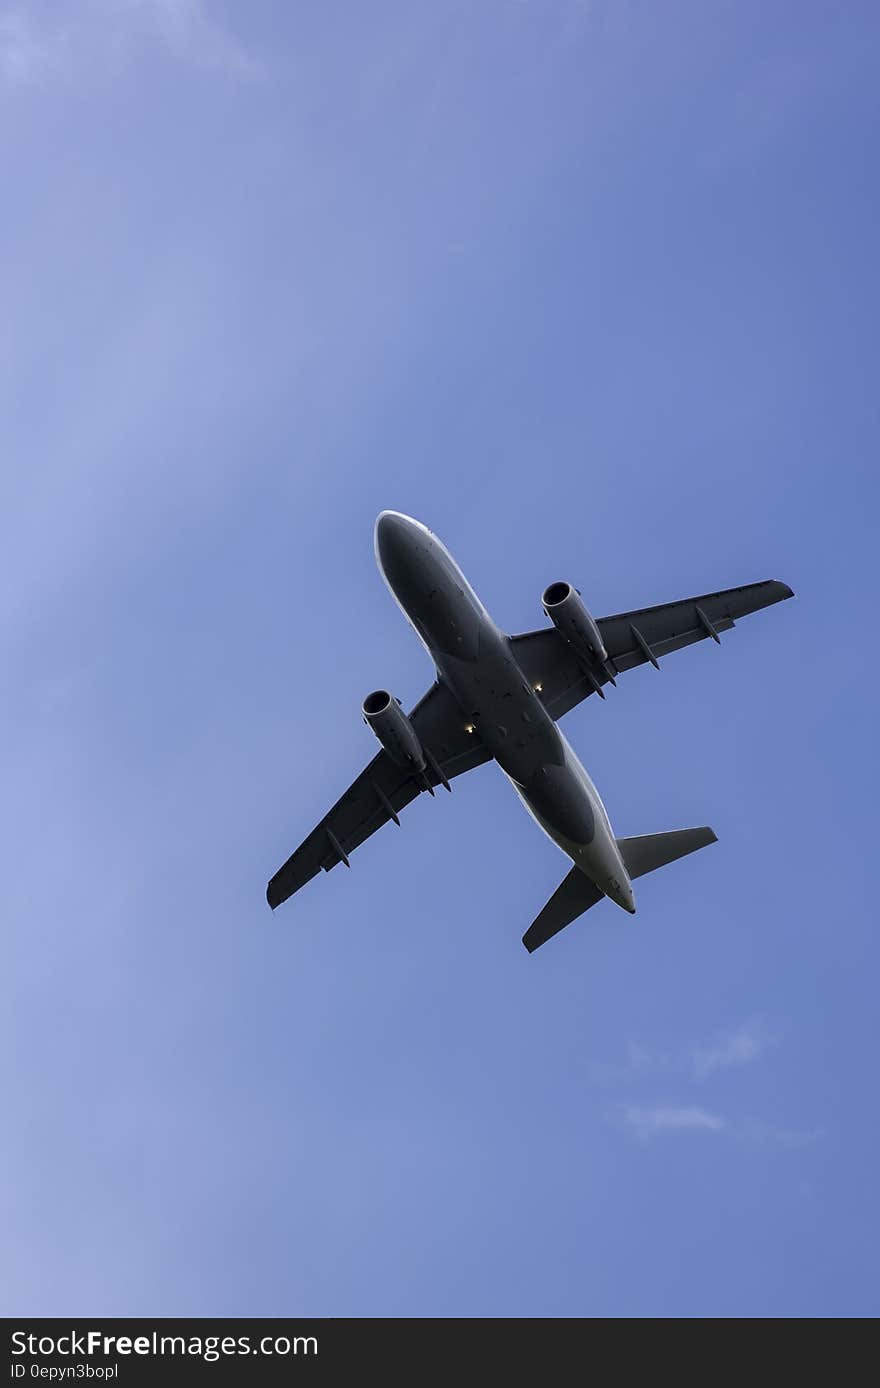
[374,511,635,913]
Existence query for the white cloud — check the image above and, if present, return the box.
[692,1020,767,1077]
[600,1021,784,1141]
[623,1105,726,1140]
[589,1019,770,1085]
[618,1106,824,1147]
[0,0,260,86]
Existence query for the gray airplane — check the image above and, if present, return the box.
[267,512,793,951]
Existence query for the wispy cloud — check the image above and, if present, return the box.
[589,1018,770,1085]
[623,1105,726,1140]
[601,1021,816,1146]
[620,1105,823,1146]
[692,1020,767,1078]
[0,0,261,86]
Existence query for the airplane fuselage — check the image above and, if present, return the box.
[374,511,636,912]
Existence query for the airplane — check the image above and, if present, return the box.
[266,511,793,951]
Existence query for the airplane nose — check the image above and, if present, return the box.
[374,511,416,572]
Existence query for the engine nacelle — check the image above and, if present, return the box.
[542,581,609,668]
[362,690,426,771]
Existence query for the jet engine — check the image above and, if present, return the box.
[362,690,426,771]
[542,581,609,668]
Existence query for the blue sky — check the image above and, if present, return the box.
[2,1,877,1317]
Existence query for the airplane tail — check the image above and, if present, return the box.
[522,826,717,953]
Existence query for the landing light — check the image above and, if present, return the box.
[465,723,475,734]
[534,683,543,693]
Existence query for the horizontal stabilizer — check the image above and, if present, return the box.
[616,826,717,880]
[523,867,604,953]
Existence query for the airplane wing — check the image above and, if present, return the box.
[509,579,794,722]
[267,680,489,909]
